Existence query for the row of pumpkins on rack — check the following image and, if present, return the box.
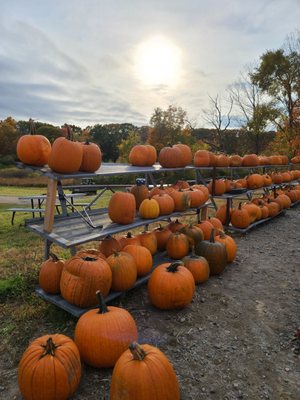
[16,120,300,174]
[216,185,300,229]
[19,218,236,399]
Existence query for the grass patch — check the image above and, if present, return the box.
[0,274,25,301]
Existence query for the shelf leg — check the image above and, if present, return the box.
[44,239,51,259]
[43,179,57,233]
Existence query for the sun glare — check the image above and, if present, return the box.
[134,36,182,87]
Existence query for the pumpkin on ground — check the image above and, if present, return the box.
[183,253,210,284]
[110,342,180,400]
[195,229,227,275]
[106,252,137,292]
[148,261,195,309]
[16,118,52,166]
[74,291,138,368]
[166,232,190,259]
[60,253,112,308]
[18,334,81,400]
[79,140,102,172]
[108,192,136,224]
[38,252,64,294]
[48,125,83,173]
[123,245,153,276]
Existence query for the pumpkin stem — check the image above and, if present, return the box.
[166,261,183,273]
[41,337,58,358]
[126,232,133,238]
[49,252,60,262]
[129,342,147,360]
[218,230,226,239]
[209,228,215,243]
[96,290,109,314]
[84,139,90,145]
[82,256,97,262]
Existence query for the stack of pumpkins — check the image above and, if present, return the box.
[16,120,102,174]
[108,179,209,224]
[216,184,300,229]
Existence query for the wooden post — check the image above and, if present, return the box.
[43,179,57,233]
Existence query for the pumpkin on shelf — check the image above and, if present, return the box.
[16,118,52,167]
[229,154,242,167]
[166,232,190,259]
[230,203,251,229]
[207,179,226,196]
[79,140,102,172]
[193,149,215,167]
[185,187,206,207]
[118,232,141,249]
[215,231,237,263]
[216,154,230,167]
[169,189,191,211]
[173,143,193,165]
[48,125,83,173]
[209,216,224,233]
[38,252,65,294]
[60,253,112,308]
[137,230,157,255]
[192,184,210,202]
[110,342,180,400]
[152,193,175,215]
[158,145,184,168]
[106,251,137,292]
[148,261,195,310]
[183,252,210,284]
[171,179,190,190]
[195,229,227,275]
[139,197,160,219]
[152,224,172,250]
[108,192,136,224]
[179,224,204,249]
[194,219,214,240]
[246,174,264,189]
[74,291,138,368]
[18,334,81,400]
[167,218,185,233]
[129,144,157,166]
[99,235,122,257]
[130,178,149,208]
[242,153,259,166]
[123,245,153,277]
[215,204,232,225]
[243,203,261,223]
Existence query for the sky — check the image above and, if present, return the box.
[0,0,299,128]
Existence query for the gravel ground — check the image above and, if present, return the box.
[1,207,299,400]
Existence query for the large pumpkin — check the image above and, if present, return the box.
[18,334,81,400]
[158,145,186,168]
[38,252,65,294]
[148,261,195,309]
[129,144,157,166]
[195,229,227,275]
[16,118,52,166]
[79,140,102,172]
[60,253,112,307]
[48,125,83,173]
[74,291,138,368]
[110,342,180,400]
[108,192,136,224]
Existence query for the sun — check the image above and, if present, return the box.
[134,36,182,87]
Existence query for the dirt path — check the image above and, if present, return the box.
[1,207,299,400]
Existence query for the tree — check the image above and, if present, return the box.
[117,130,141,163]
[90,123,137,161]
[201,94,233,152]
[36,125,63,143]
[148,105,191,151]
[0,117,18,163]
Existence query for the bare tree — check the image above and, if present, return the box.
[201,94,233,152]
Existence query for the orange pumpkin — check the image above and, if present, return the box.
[148,261,195,309]
[39,252,64,294]
[185,188,205,207]
[106,251,137,292]
[139,198,160,219]
[79,140,102,172]
[99,235,122,257]
[137,230,157,255]
[18,334,81,400]
[130,179,149,209]
[123,245,153,276]
[193,150,211,167]
[74,291,138,368]
[16,119,52,166]
[152,193,175,215]
[166,232,190,259]
[183,253,210,283]
[118,232,141,250]
[110,342,180,400]
[230,203,251,229]
[194,220,214,240]
[215,231,237,262]
[216,204,232,225]
[48,125,83,173]
[207,179,226,195]
[129,144,157,166]
[242,154,259,166]
[173,143,193,165]
[152,224,172,250]
[169,190,190,211]
[229,154,242,167]
[158,145,184,168]
[108,192,136,224]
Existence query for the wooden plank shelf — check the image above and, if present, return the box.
[35,251,174,318]
[25,204,210,249]
[224,210,286,233]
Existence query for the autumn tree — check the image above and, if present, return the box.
[0,117,18,164]
[117,130,141,163]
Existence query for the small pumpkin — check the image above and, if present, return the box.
[18,334,81,400]
[230,203,251,229]
[185,187,205,207]
[39,252,65,294]
[167,218,185,233]
[79,139,102,172]
[166,232,190,259]
[152,224,172,251]
[207,179,226,195]
[123,245,153,277]
[139,198,160,219]
[74,291,138,368]
[106,251,137,292]
[130,178,149,209]
[183,252,210,284]
[148,261,195,309]
[110,342,180,400]
[152,193,175,215]
[99,235,122,257]
[173,143,193,165]
[118,232,141,250]
[215,231,237,263]
[195,229,227,275]
[137,230,157,255]
[216,204,232,225]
